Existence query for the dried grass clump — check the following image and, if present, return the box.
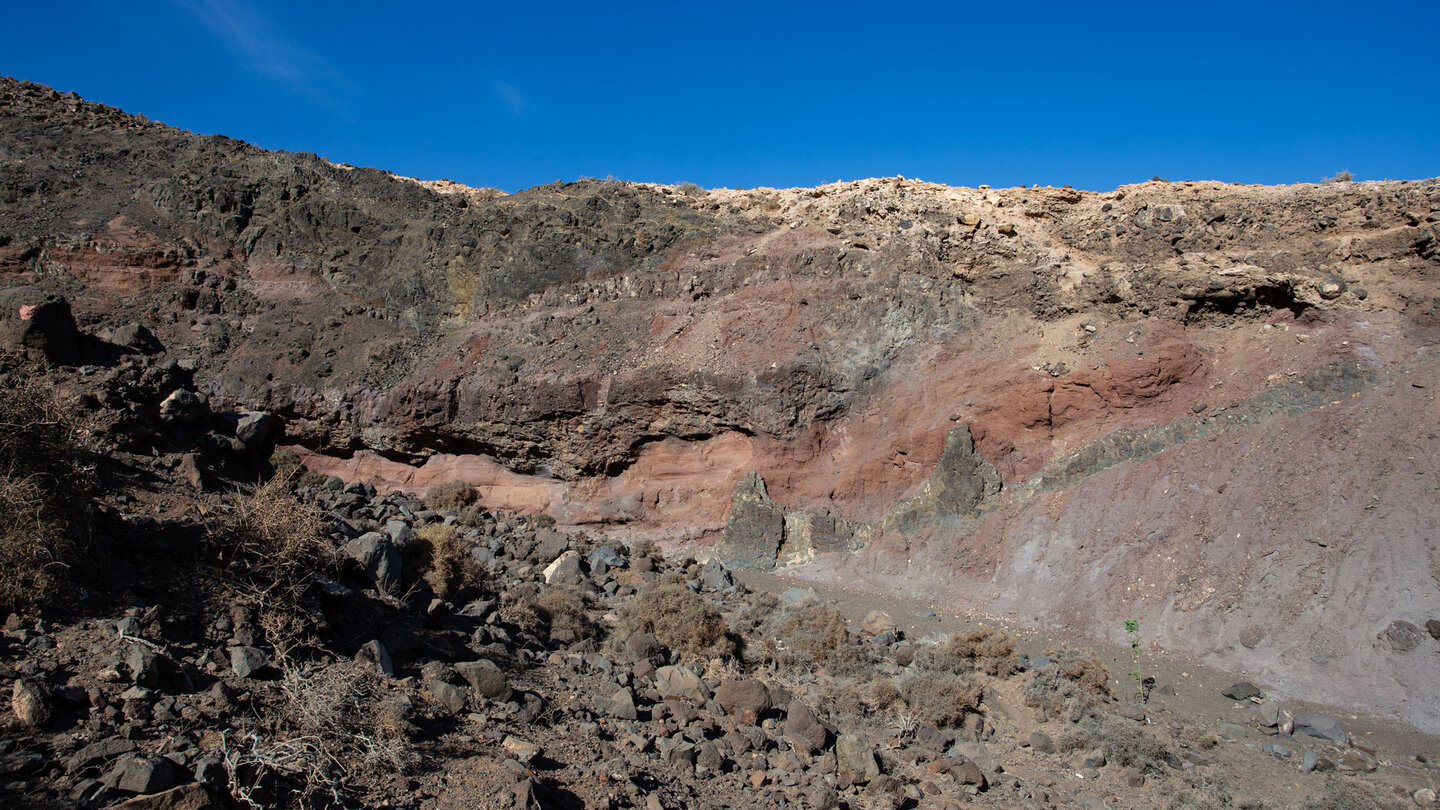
[1023,650,1113,723]
[409,523,484,601]
[424,481,477,512]
[769,604,852,670]
[942,627,1020,677]
[531,586,599,643]
[823,674,901,718]
[227,658,416,808]
[0,379,94,612]
[502,585,599,644]
[211,476,334,602]
[1299,776,1411,810]
[898,673,983,728]
[1058,716,1170,769]
[621,585,734,660]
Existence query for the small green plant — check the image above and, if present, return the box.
[1124,618,1144,702]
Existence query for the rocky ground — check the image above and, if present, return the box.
[0,306,1436,810]
[3,76,1440,807]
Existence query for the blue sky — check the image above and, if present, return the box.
[5,1,1437,192]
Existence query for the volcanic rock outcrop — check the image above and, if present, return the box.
[3,77,1439,732]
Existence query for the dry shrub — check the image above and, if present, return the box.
[0,379,93,612]
[503,585,598,643]
[1299,776,1411,810]
[1058,716,1170,769]
[227,658,416,809]
[424,481,477,512]
[408,523,484,601]
[211,476,334,601]
[1023,649,1112,723]
[620,585,735,660]
[898,673,983,728]
[769,604,851,670]
[823,674,901,718]
[629,537,660,559]
[531,586,598,642]
[941,627,1019,677]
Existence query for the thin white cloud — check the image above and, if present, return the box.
[175,0,355,106]
[492,81,526,116]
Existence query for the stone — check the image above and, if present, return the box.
[714,679,771,722]
[159,389,207,426]
[948,759,985,786]
[127,645,164,689]
[229,646,267,678]
[1379,620,1425,652]
[1427,619,1440,640]
[587,546,625,574]
[778,587,820,610]
[456,659,510,700]
[1413,788,1437,808]
[892,643,915,666]
[950,741,995,773]
[1239,626,1264,648]
[106,784,217,810]
[1252,701,1281,728]
[696,741,724,773]
[106,322,164,356]
[1123,768,1145,787]
[862,610,896,637]
[625,633,667,666]
[1337,749,1376,772]
[654,665,710,703]
[102,755,179,794]
[235,411,275,449]
[806,784,839,809]
[835,733,880,784]
[343,532,401,594]
[11,679,50,727]
[355,639,394,676]
[1081,749,1107,769]
[598,687,638,720]
[543,550,585,586]
[719,472,786,570]
[502,736,541,764]
[784,700,828,754]
[533,529,570,565]
[1293,714,1346,743]
[427,679,466,713]
[699,560,735,592]
[7,297,79,364]
[1301,750,1318,773]
[1028,732,1056,754]
[1221,681,1261,700]
[914,608,937,619]
[66,739,138,772]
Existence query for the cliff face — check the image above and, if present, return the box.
[4,77,1440,729]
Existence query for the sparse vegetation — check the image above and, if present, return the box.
[1059,715,1171,770]
[227,658,416,809]
[410,522,485,601]
[1023,649,1112,722]
[424,480,477,512]
[621,584,735,659]
[209,476,335,602]
[939,626,1020,677]
[1322,169,1355,184]
[0,378,94,612]
[898,673,983,728]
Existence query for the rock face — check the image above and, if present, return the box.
[718,472,785,570]
[3,76,1440,732]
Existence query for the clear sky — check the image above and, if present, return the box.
[4,1,1437,192]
